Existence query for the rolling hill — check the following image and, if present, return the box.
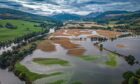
[89,10,140,31]
[0,20,43,41]
[0,8,62,41]
[0,8,62,26]
[50,13,82,21]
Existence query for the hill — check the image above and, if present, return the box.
[50,11,130,22]
[90,10,140,31]
[50,13,82,21]
[0,20,43,41]
[0,8,62,26]
[0,8,62,41]
[84,10,130,22]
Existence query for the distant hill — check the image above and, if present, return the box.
[84,10,130,22]
[88,10,140,31]
[84,12,101,18]
[50,13,82,21]
[93,10,140,24]
[49,10,131,22]
[0,8,62,26]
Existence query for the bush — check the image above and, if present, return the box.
[125,55,136,65]
[136,69,140,76]
[123,71,134,80]
[0,24,3,28]
[5,23,17,29]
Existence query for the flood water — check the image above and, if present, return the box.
[20,35,140,84]
[103,36,140,60]
[0,69,24,84]
[0,45,25,84]
[0,32,139,84]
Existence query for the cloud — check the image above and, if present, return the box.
[0,0,140,16]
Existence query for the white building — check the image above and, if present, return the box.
[49,28,55,34]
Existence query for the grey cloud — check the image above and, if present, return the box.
[0,0,140,15]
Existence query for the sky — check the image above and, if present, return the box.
[0,0,140,16]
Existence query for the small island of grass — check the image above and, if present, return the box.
[105,53,118,67]
[49,80,65,84]
[15,63,62,81]
[33,58,69,66]
[72,81,82,84]
[79,55,100,61]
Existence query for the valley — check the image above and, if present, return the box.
[0,5,140,84]
[4,25,139,84]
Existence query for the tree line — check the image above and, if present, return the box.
[0,28,49,48]
[0,28,49,69]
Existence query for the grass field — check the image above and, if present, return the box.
[15,62,62,81]
[0,20,42,41]
[105,53,118,67]
[33,58,69,66]
[49,80,65,84]
[79,55,100,61]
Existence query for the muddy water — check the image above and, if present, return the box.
[20,36,140,84]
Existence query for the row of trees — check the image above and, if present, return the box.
[0,43,36,69]
[122,68,140,84]
[0,29,49,48]
[114,24,140,31]
[0,23,17,29]
[0,28,50,69]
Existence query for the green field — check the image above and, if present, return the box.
[33,58,69,66]
[105,53,118,67]
[49,80,65,84]
[0,20,42,41]
[15,63,62,81]
[79,55,100,61]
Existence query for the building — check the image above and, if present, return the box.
[49,28,55,34]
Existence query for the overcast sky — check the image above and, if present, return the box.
[0,0,140,16]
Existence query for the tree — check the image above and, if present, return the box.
[123,71,134,80]
[99,44,103,51]
[5,23,17,29]
[0,24,3,28]
[107,26,112,30]
[125,55,136,65]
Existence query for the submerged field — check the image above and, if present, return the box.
[15,29,140,84]
[0,20,42,41]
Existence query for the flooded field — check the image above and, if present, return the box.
[0,69,24,84]
[103,36,140,60]
[19,29,140,84]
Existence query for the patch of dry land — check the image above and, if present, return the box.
[51,37,79,49]
[67,48,86,56]
[37,40,56,52]
[96,30,122,38]
[50,37,86,56]
[116,44,126,48]
[51,29,122,39]
[62,22,104,29]
[51,29,92,36]
[87,35,101,38]
[47,29,122,56]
